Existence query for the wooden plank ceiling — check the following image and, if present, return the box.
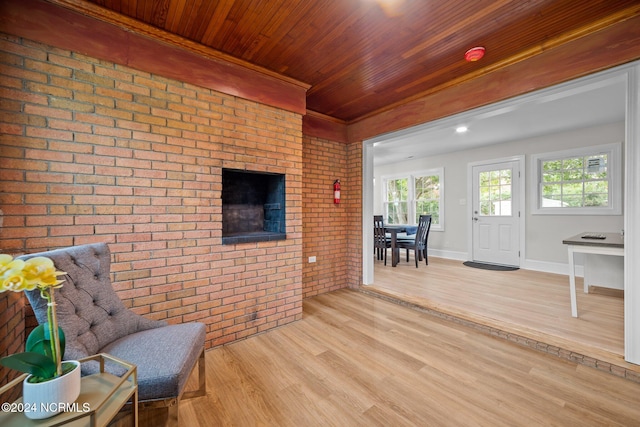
[85,0,638,122]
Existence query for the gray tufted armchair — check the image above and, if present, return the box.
[20,243,206,426]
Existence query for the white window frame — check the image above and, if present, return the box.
[382,175,410,225]
[382,168,444,230]
[530,142,622,215]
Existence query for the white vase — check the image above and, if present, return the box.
[22,360,81,420]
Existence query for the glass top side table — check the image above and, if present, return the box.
[0,353,138,427]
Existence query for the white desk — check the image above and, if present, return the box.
[562,232,624,318]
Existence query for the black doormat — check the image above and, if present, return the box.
[463,261,519,271]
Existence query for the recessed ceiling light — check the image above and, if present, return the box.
[456,126,468,133]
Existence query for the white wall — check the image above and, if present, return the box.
[374,121,625,266]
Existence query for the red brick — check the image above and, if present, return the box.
[73,195,116,205]
[116,81,150,96]
[25,237,74,249]
[47,53,93,72]
[50,225,95,236]
[48,119,93,133]
[49,97,94,112]
[23,58,72,78]
[74,133,117,146]
[96,106,133,120]
[94,125,132,138]
[49,76,93,93]
[94,65,133,82]
[74,69,114,87]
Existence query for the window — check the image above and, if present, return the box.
[384,177,409,224]
[383,168,444,229]
[479,168,512,216]
[531,143,622,215]
[414,174,441,224]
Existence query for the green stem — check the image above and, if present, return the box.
[43,288,62,377]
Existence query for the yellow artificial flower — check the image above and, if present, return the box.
[22,257,66,289]
[0,255,65,292]
[0,256,30,292]
[1,270,29,292]
[0,254,19,275]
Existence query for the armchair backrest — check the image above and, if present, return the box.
[20,243,165,362]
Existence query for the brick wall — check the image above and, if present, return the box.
[302,135,349,298]
[0,33,305,351]
[0,291,24,402]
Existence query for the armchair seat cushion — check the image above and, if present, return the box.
[100,322,206,401]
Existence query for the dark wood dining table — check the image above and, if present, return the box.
[384,225,417,267]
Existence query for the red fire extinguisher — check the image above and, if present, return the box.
[333,179,341,205]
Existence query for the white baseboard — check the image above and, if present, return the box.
[430,250,583,277]
[521,259,584,278]
[429,249,467,261]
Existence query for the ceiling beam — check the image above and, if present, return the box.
[0,0,310,115]
[302,111,348,144]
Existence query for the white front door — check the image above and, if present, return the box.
[472,160,520,266]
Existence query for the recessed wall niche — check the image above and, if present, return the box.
[222,169,286,245]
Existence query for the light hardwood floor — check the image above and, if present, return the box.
[368,255,629,368]
[179,289,640,426]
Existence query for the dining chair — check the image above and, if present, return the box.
[396,214,432,267]
[373,215,391,265]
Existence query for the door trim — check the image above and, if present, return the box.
[363,140,375,285]
[467,155,526,266]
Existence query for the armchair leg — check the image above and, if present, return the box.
[138,348,207,427]
[182,348,207,399]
